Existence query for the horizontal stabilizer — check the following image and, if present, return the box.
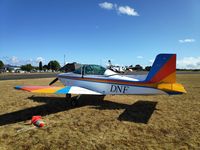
[157,83,186,94]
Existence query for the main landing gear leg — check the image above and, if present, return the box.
[65,94,79,107]
[66,94,71,99]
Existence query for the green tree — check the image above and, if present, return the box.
[43,65,48,71]
[21,64,33,72]
[134,64,143,71]
[129,65,134,69]
[145,66,151,71]
[39,61,43,71]
[0,60,4,69]
[48,60,60,71]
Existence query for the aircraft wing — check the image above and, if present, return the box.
[15,86,102,95]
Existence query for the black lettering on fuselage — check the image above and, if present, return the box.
[110,85,116,92]
[117,86,122,93]
[123,86,129,93]
[110,85,129,93]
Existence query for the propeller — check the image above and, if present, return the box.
[49,78,58,86]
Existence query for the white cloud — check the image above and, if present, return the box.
[118,6,139,16]
[2,56,46,66]
[99,2,139,16]
[36,57,45,63]
[177,57,200,69]
[137,56,144,59]
[25,59,34,65]
[99,2,114,10]
[149,59,154,64]
[9,56,20,65]
[1,56,20,65]
[179,38,196,43]
[148,57,200,69]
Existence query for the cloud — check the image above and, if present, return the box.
[99,2,114,10]
[148,57,200,69]
[1,56,20,65]
[2,56,46,66]
[149,59,154,64]
[179,38,196,43]
[9,56,20,65]
[177,57,200,69]
[118,6,139,16]
[99,2,139,16]
[137,56,144,59]
[36,57,45,63]
[25,59,34,65]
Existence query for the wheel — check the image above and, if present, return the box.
[70,98,78,107]
[66,94,71,99]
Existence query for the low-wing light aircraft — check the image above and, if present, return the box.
[15,54,186,106]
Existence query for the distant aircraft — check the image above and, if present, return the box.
[15,54,186,106]
[107,59,126,73]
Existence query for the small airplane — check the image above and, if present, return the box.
[15,54,186,106]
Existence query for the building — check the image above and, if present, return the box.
[59,62,82,72]
[3,64,21,73]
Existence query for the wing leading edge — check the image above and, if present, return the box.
[15,86,102,95]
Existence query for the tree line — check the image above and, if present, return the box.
[127,64,151,71]
[0,60,61,72]
[1,59,200,72]
[21,60,61,72]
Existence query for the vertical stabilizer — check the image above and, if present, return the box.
[146,54,176,83]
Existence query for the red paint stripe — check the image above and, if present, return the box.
[60,76,156,87]
[150,55,176,83]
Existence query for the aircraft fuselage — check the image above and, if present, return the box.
[58,72,166,95]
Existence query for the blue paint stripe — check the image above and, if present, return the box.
[59,75,147,84]
[15,86,22,90]
[146,54,174,81]
[166,91,183,95]
[56,86,71,94]
[59,76,157,90]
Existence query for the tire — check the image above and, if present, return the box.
[70,99,78,107]
[66,94,71,99]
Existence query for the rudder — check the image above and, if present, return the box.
[146,54,176,83]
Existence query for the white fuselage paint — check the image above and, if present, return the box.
[58,71,167,95]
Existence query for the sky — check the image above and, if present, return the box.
[0,0,200,69]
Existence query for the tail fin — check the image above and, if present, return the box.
[146,54,176,83]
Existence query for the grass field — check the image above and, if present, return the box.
[0,74,200,149]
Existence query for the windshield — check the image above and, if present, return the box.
[73,65,106,75]
[73,67,82,74]
[84,65,106,75]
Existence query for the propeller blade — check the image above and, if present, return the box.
[49,78,58,86]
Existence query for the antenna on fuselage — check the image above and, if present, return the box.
[64,54,66,66]
[81,65,85,78]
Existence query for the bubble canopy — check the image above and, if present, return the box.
[73,65,106,75]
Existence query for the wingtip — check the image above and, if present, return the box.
[15,86,22,90]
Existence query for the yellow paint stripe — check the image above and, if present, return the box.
[161,72,176,83]
[62,76,158,88]
[32,87,63,93]
[157,83,186,93]
[172,83,187,93]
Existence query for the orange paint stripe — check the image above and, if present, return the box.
[161,72,176,83]
[60,76,157,88]
[150,55,176,83]
[21,86,63,92]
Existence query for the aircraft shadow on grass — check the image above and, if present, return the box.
[0,95,157,126]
